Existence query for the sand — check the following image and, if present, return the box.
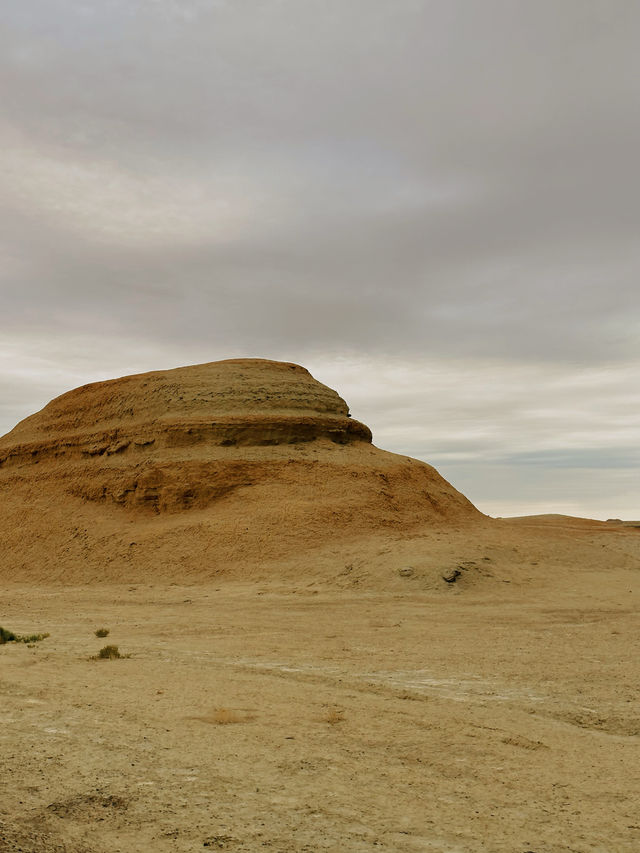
[1,361,638,851]
[2,517,639,853]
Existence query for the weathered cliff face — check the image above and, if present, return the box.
[0,359,371,514]
[2,358,367,444]
[0,359,483,582]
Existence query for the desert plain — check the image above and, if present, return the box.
[1,360,638,853]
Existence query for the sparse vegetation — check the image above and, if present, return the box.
[92,644,129,660]
[191,707,254,725]
[210,708,244,725]
[324,708,345,725]
[95,628,110,638]
[20,633,49,643]
[203,835,236,847]
[0,627,16,643]
[0,626,49,644]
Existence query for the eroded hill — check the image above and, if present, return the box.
[0,358,482,583]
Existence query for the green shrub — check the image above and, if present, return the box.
[93,644,129,660]
[0,626,17,644]
[0,626,49,644]
[95,628,110,638]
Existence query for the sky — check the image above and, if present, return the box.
[1,0,639,519]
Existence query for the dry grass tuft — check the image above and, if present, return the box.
[210,708,245,725]
[324,708,345,725]
[193,707,254,725]
[91,644,130,660]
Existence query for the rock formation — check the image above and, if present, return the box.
[0,359,482,582]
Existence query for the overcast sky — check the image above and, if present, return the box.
[1,0,639,518]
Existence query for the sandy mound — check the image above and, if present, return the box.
[0,359,482,583]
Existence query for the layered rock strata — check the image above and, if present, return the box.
[0,359,482,582]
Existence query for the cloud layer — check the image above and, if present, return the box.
[1,1,639,517]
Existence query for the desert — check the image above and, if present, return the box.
[4,2,640,850]
[1,359,638,853]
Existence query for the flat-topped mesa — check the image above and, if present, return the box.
[0,359,372,467]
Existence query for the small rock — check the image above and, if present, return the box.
[441,567,462,583]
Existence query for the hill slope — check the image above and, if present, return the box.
[0,358,482,583]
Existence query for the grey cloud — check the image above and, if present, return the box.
[489,449,640,470]
[439,459,639,520]
[1,2,639,516]
[2,0,640,363]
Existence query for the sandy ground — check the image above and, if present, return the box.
[1,521,639,853]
